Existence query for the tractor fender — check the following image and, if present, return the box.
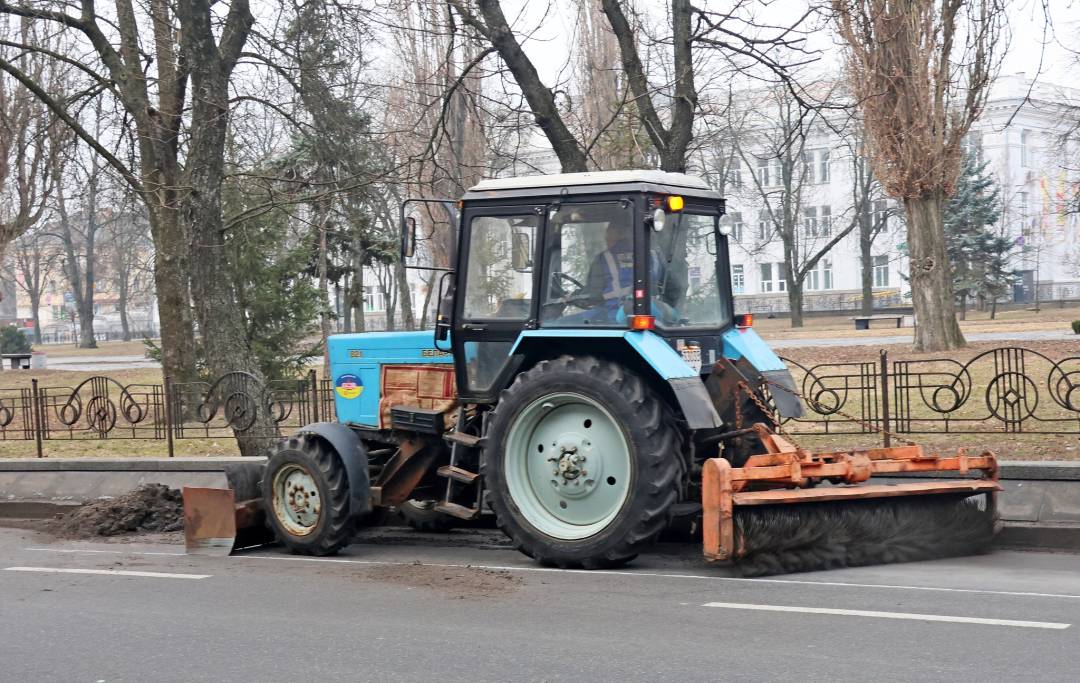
[721,328,804,418]
[509,329,722,430]
[296,422,372,518]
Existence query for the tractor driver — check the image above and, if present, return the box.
[583,222,634,320]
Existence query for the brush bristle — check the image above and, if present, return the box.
[733,495,996,577]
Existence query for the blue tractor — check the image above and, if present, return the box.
[261,171,998,574]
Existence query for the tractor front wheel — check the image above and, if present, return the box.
[484,356,682,569]
[263,436,355,555]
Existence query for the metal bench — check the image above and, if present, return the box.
[2,353,32,369]
[851,314,904,330]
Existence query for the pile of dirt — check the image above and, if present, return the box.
[51,484,184,538]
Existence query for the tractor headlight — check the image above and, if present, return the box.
[651,207,666,231]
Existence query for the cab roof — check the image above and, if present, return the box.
[463,170,723,202]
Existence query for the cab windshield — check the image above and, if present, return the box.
[649,211,729,329]
[539,202,729,330]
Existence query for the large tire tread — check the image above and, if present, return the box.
[263,435,355,556]
[484,355,684,569]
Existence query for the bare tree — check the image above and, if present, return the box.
[739,86,856,326]
[833,0,1007,351]
[446,0,819,174]
[5,223,59,343]
[839,125,900,316]
[0,17,61,275]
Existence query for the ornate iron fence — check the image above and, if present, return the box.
[779,347,1080,445]
[0,370,337,457]
[3,346,1077,457]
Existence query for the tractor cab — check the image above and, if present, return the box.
[422,171,739,404]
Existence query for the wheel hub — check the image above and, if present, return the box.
[548,437,601,498]
[272,464,322,536]
[505,392,631,540]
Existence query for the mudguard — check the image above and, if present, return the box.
[296,422,372,517]
[510,330,722,429]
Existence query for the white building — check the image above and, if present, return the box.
[356,74,1080,327]
[722,74,1080,314]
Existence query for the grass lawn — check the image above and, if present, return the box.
[754,302,1080,340]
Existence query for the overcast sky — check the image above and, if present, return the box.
[507,0,1079,88]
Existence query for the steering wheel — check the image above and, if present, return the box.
[555,272,586,290]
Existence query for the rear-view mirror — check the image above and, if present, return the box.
[512,231,531,270]
[402,216,417,258]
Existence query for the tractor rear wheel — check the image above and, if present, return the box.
[263,436,355,555]
[484,356,682,569]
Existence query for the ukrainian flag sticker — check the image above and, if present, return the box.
[335,373,363,399]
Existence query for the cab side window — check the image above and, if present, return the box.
[462,215,536,320]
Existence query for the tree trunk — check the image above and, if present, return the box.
[860,220,875,316]
[352,248,365,332]
[787,280,804,328]
[147,206,197,381]
[903,193,966,351]
[178,0,268,456]
[29,292,42,344]
[419,272,435,329]
[317,210,330,376]
[395,260,414,330]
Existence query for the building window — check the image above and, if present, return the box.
[731,264,745,294]
[1021,129,1031,168]
[723,212,743,242]
[807,259,833,291]
[873,254,889,288]
[803,206,817,236]
[804,206,831,237]
[819,148,830,183]
[760,262,786,292]
[1019,191,1029,220]
[726,164,742,189]
[757,210,770,241]
[756,158,771,187]
[363,286,384,312]
[801,150,815,184]
[873,200,889,229]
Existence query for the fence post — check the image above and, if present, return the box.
[879,349,891,448]
[163,375,175,458]
[31,378,43,459]
[309,369,319,424]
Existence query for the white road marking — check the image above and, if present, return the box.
[701,602,1070,630]
[24,546,1080,602]
[229,553,1080,601]
[26,547,186,557]
[5,567,210,579]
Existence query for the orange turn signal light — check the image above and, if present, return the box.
[735,313,753,328]
[666,195,685,212]
[629,315,656,331]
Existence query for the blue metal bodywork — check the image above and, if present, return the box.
[328,325,791,429]
[328,331,452,428]
[720,327,787,372]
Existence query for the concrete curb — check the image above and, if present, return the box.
[0,457,266,517]
[1,458,1079,553]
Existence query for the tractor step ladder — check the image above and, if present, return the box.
[435,407,484,520]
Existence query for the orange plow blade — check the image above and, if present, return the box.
[182,486,270,555]
[702,426,1000,575]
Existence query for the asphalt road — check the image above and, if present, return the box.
[3,525,1079,683]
